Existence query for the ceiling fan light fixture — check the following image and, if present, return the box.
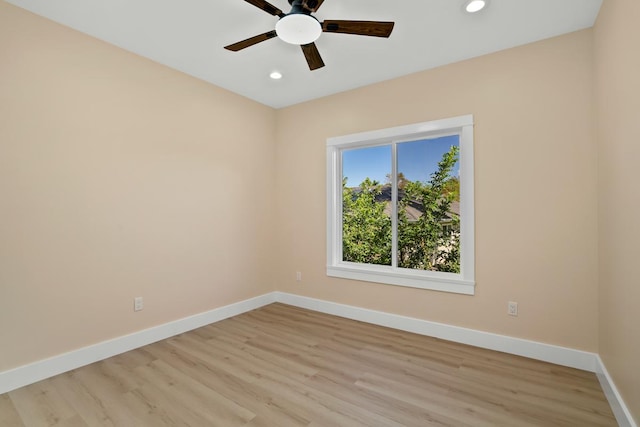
[464,0,488,13]
[275,14,322,45]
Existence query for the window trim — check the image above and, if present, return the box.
[326,115,475,295]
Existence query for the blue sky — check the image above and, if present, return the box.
[342,135,460,187]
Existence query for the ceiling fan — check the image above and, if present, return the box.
[224,0,395,71]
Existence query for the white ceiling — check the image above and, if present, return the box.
[6,0,603,108]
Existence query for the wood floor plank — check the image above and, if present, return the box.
[254,373,404,427]
[0,393,25,427]
[355,372,524,427]
[9,379,78,427]
[133,359,255,426]
[144,340,313,426]
[121,384,203,426]
[305,373,472,427]
[0,303,617,426]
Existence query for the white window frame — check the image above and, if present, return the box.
[326,115,475,295]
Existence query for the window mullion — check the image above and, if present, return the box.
[336,148,343,264]
[391,141,398,269]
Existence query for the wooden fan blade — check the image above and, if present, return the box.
[301,43,325,70]
[322,20,395,38]
[224,30,278,51]
[301,0,326,12]
[243,0,285,17]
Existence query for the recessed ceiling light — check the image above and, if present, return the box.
[270,71,283,80]
[465,0,488,13]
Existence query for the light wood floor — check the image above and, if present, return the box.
[1,303,617,426]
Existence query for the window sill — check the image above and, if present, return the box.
[327,264,475,295]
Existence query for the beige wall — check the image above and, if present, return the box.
[0,3,276,371]
[595,0,640,422]
[276,29,599,351]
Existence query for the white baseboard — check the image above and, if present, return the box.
[274,292,598,371]
[2,290,635,427]
[596,355,638,427]
[0,293,276,395]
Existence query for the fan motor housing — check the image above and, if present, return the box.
[287,1,313,16]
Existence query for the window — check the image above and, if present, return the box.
[326,115,475,294]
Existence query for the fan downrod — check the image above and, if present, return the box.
[286,0,313,16]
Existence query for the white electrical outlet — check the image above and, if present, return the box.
[134,297,144,312]
[508,301,518,316]
[296,271,302,282]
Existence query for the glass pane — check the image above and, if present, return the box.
[342,145,392,266]
[396,135,461,272]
